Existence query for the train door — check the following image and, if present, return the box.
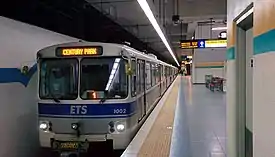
[137,59,146,122]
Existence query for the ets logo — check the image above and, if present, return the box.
[70,105,88,115]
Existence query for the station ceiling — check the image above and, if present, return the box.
[1,0,226,65]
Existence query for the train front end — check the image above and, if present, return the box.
[37,43,136,154]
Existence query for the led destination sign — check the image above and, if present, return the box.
[180,39,227,49]
[180,41,199,49]
[56,46,103,57]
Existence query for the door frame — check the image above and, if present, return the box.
[233,3,254,157]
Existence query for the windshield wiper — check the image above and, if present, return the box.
[100,91,108,103]
[49,91,60,103]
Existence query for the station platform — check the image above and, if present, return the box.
[121,76,227,157]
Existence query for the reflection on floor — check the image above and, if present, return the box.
[183,76,227,157]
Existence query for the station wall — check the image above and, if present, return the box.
[192,48,226,83]
[192,24,226,84]
[193,62,225,84]
[227,0,275,156]
[0,16,79,157]
[253,1,275,156]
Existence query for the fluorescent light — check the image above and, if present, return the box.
[105,60,120,91]
[113,62,119,69]
[111,69,116,75]
[212,27,227,30]
[137,0,179,66]
[105,82,111,91]
[109,74,114,80]
[115,58,121,63]
[236,7,253,24]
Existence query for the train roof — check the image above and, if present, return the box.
[37,41,176,68]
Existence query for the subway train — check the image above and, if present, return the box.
[37,41,177,155]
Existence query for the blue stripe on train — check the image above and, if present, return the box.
[38,102,137,118]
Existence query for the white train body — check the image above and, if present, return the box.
[37,41,177,153]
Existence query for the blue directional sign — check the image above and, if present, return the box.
[197,40,205,48]
[180,39,226,49]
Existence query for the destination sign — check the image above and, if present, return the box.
[56,46,103,57]
[180,41,199,49]
[180,39,226,49]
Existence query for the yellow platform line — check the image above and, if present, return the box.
[137,78,180,157]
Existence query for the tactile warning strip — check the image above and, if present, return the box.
[137,78,180,157]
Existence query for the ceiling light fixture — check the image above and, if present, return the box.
[212,27,227,30]
[219,31,227,38]
[137,0,179,66]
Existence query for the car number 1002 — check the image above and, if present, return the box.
[114,109,126,114]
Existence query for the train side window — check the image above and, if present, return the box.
[169,68,171,78]
[151,63,156,86]
[154,64,158,84]
[131,59,137,96]
[156,64,160,83]
[162,65,165,80]
[161,65,163,81]
[146,62,151,89]
[136,60,140,95]
[171,68,173,77]
[164,66,166,78]
[139,60,145,93]
[155,64,157,84]
[160,65,163,82]
[165,66,167,78]
[161,65,164,80]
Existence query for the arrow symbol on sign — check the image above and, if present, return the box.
[200,41,204,47]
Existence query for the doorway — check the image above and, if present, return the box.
[235,4,253,157]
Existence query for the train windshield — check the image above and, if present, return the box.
[39,59,78,100]
[80,58,128,99]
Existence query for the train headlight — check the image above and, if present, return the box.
[115,122,125,132]
[39,122,48,131]
[71,123,79,130]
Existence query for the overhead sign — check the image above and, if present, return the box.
[56,46,103,57]
[205,40,227,48]
[180,39,227,49]
[180,41,199,49]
